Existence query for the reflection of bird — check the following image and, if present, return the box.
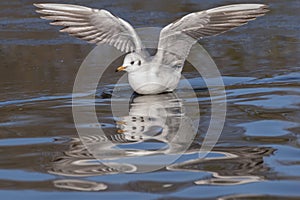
[116,93,183,143]
[35,3,268,94]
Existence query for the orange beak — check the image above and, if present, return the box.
[116,121,126,125]
[116,66,127,72]
[117,129,125,134]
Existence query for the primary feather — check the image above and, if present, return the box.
[157,4,269,69]
[34,3,143,53]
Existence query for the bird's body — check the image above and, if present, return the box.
[127,55,181,94]
[34,3,269,94]
[128,68,180,94]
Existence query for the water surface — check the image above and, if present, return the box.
[0,0,299,199]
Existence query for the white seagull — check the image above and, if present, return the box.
[34,3,268,94]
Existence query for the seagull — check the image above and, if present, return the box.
[34,3,268,94]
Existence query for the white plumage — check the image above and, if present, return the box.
[34,3,269,94]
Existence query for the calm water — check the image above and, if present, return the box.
[1,0,299,199]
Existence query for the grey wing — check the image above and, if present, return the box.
[34,3,143,53]
[157,4,269,69]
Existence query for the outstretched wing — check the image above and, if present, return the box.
[157,4,269,69]
[34,3,143,52]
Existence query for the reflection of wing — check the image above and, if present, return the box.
[34,3,143,52]
[157,4,269,68]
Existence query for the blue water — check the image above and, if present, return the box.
[0,0,299,199]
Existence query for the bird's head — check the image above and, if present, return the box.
[116,52,144,73]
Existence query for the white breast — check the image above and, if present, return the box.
[128,69,180,94]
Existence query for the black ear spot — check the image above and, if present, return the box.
[138,60,141,66]
[130,61,134,65]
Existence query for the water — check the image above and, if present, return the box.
[1,0,299,199]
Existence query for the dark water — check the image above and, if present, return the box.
[1,0,299,199]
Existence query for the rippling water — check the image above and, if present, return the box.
[0,0,299,199]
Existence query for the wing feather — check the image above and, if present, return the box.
[157,4,269,69]
[34,3,143,52]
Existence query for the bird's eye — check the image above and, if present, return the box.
[130,61,134,65]
[138,60,141,66]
